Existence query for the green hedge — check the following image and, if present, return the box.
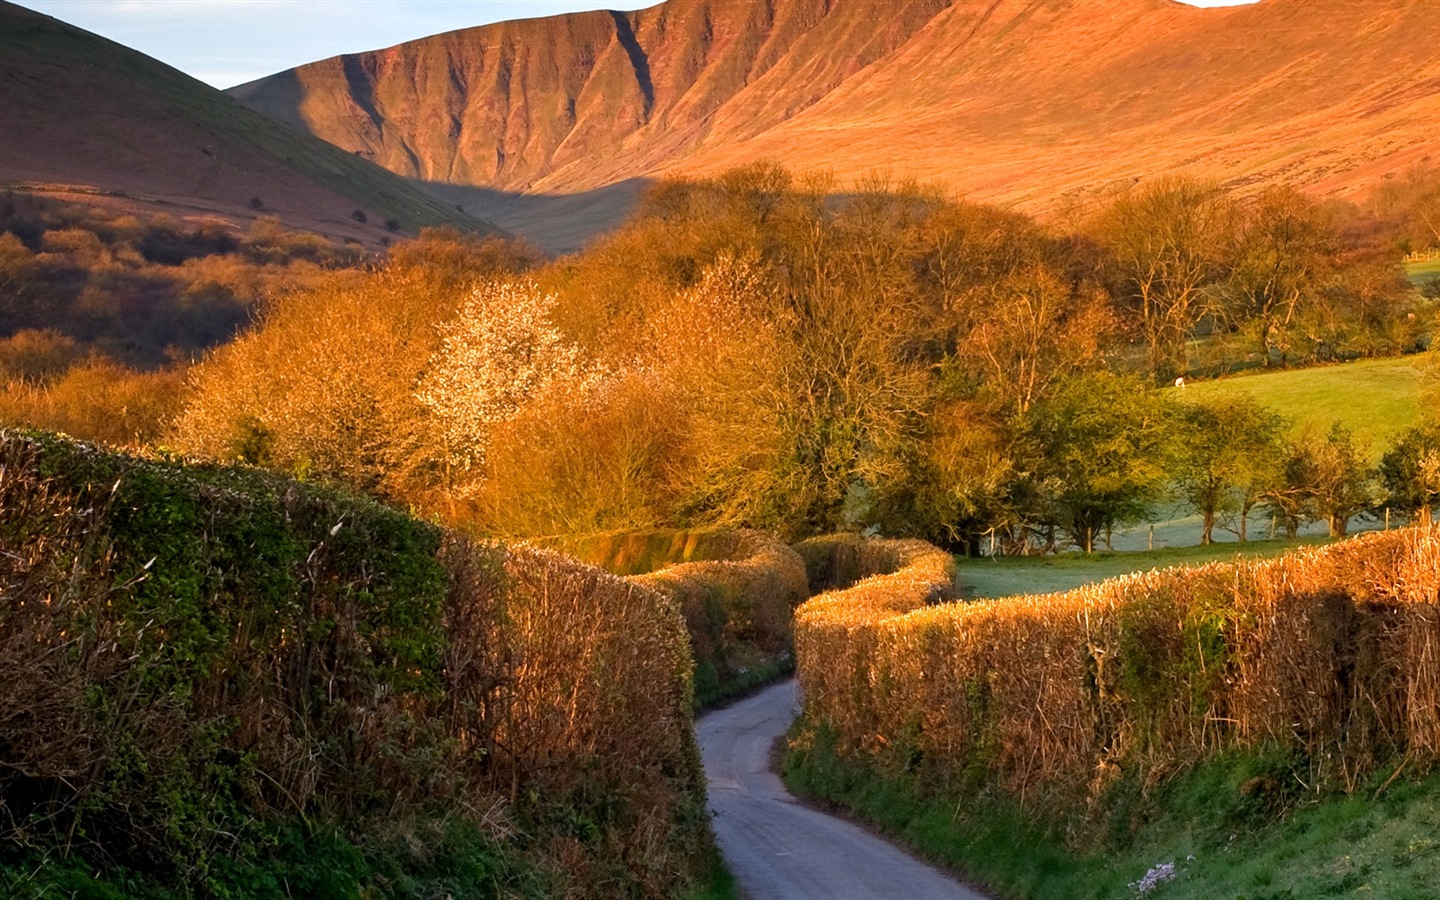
[0,432,708,897]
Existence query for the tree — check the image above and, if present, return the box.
[900,399,1017,553]
[1379,423,1440,524]
[1298,260,1420,361]
[478,371,689,536]
[1094,176,1236,382]
[1227,187,1337,366]
[960,264,1116,414]
[1021,372,1173,553]
[0,232,38,311]
[1268,425,1374,538]
[1173,395,1286,544]
[415,279,602,481]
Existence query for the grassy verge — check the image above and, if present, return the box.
[1405,258,1440,285]
[696,654,795,711]
[679,850,740,900]
[784,720,1440,899]
[954,537,1334,599]
[0,820,550,900]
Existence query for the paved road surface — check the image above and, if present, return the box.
[697,679,989,900]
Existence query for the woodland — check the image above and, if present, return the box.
[7,164,1438,554]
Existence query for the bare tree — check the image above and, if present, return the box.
[1094,176,1236,382]
[1228,187,1337,366]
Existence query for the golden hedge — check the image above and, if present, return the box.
[794,530,1440,806]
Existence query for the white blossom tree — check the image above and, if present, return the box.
[416,279,601,479]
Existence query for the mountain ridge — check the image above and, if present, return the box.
[231,0,1440,245]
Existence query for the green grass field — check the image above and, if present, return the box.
[1184,356,1426,459]
[955,537,1334,599]
[1405,257,1440,285]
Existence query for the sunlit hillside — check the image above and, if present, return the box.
[233,0,1440,247]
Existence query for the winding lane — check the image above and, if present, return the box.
[697,679,988,900]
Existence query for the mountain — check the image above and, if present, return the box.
[0,1,494,244]
[230,0,1440,247]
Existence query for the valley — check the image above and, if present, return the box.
[4,0,1440,897]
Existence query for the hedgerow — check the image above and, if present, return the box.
[0,431,708,897]
[793,528,1440,827]
[546,527,809,708]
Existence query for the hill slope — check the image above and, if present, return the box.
[232,0,1440,230]
[0,1,494,243]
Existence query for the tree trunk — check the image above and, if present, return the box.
[1329,513,1348,537]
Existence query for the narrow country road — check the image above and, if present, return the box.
[697,679,989,900]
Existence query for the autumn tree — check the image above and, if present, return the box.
[1172,394,1286,543]
[959,264,1115,414]
[172,235,535,508]
[172,267,450,498]
[1369,163,1440,254]
[0,232,39,311]
[1227,187,1338,366]
[1094,176,1236,382]
[478,371,689,535]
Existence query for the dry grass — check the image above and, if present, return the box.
[795,529,1440,810]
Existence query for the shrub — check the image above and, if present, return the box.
[0,328,80,382]
[548,527,809,708]
[0,356,184,446]
[793,528,1440,820]
[0,432,710,896]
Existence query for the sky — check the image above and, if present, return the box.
[16,0,1257,91]
[16,1,659,88]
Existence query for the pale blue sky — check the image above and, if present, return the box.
[16,0,1255,91]
[16,1,658,88]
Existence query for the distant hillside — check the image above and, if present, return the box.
[0,1,495,244]
[231,0,1440,247]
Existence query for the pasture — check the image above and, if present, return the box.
[955,536,1333,599]
[1405,256,1440,285]
[1183,355,1425,459]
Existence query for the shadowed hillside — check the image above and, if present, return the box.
[231,0,1440,248]
[0,1,495,244]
